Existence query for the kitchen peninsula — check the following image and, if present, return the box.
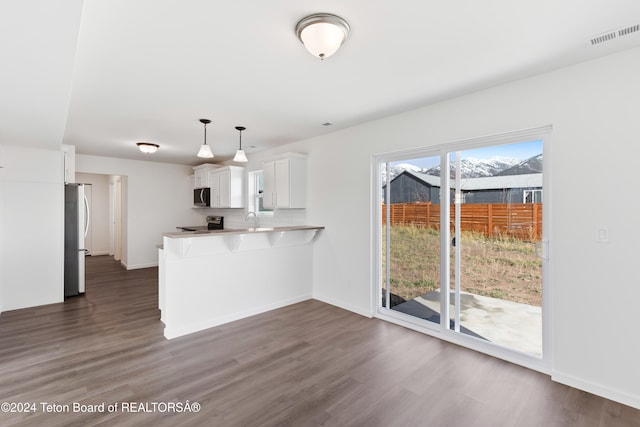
[158,226,323,339]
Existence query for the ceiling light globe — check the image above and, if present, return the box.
[296,13,350,60]
[233,149,248,163]
[197,144,214,158]
[136,142,159,154]
[300,23,345,59]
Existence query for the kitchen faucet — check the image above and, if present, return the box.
[245,211,259,229]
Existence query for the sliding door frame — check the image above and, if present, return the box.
[372,125,552,374]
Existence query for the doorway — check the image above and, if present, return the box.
[75,173,124,260]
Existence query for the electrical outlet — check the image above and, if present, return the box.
[596,226,610,243]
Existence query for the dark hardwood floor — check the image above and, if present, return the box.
[1,255,638,426]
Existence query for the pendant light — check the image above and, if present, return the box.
[233,126,248,163]
[295,13,350,60]
[197,118,214,158]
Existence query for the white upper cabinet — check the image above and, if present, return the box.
[263,153,307,209]
[209,166,245,208]
[192,164,220,189]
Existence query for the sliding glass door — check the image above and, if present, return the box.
[382,155,443,327]
[378,130,548,360]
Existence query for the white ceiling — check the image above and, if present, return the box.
[3,1,640,165]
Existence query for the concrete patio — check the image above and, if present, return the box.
[392,290,542,356]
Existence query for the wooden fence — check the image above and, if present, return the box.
[382,203,542,240]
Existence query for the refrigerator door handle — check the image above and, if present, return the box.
[83,193,90,238]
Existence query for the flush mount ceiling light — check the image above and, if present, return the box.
[136,142,159,154]
[233,126,248,163]
[197,118,214,158]
[295,13,350,60]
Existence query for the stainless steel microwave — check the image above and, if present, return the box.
[193,188,210,207]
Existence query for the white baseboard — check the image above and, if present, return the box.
[121,261,158,270]
[312,293,374,318]
[88,251,110,256]
[552,371,640,410]
[164,294,312,339]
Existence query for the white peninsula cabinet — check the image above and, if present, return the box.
[209,165,245,208]
[263,153,307,209]
[159,226,324,339]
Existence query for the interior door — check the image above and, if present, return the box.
[114,178,122,261]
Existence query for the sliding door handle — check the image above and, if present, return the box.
[535,241,549,260]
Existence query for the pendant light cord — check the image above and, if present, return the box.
[204,122,207,145]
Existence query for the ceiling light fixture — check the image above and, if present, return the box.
[295,13,350,60]
[197,118,214,158]
[136,142,159,154]
[233,126,248,163]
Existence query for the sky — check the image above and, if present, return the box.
[392,139,542,169]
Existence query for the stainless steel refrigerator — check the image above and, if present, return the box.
[64,183,90,297]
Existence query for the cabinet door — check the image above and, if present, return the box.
[209,172,220,207]
[274,159,290,208]
[194,169,207,188]
[227,167,245,208]
[193,170,200,188]
[263,161,276,209]
[218,170,230,208]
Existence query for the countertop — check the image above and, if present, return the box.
[176,226,208,231]
[163,225,324,239]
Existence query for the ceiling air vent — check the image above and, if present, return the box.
[590,31,617,46]
[618,24,640,37]
[590,24,639,46]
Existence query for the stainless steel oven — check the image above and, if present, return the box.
[206,215,224,230]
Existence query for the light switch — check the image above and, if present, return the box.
[596,226,610,243]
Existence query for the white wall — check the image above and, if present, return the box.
[248,48,640,408]
[76,172,110,256]
[0,145,64,311]
[76,155,203,269]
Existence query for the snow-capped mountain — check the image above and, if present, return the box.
[385,154,542,182]
[391,163,424,174]
[494,154,543,176]
[382,163,425,183]
[424,156,521,178]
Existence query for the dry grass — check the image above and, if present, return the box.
[382,225,542,306]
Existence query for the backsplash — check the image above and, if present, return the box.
[198,208,307,229]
